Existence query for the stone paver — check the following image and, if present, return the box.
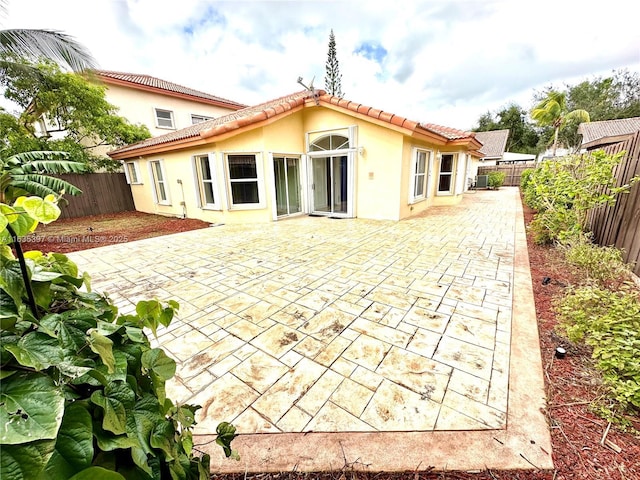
[68,188,553,472]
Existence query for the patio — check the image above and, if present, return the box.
[68,187,552,472]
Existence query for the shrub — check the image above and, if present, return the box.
[522,151,638,243]
[488,171,506,189]
[1,195,237,479]
[561,239,632,286]
[519,168,536,194]
[556,285,640,415]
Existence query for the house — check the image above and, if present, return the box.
[108,89,482,223]
[33,70,247,157]
[92,71,247,136]
[500,152,536,164]
[474,129,509,166]
[578,117,640,151]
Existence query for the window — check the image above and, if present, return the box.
[154,108,174,129]
[150,160,170,204]
[409,149,431,203]
[309,134,350,152]
[438,154,455,194]
[124,161,141,184]
[225,154,264,208]
[191,114,214,124]
[193,154,220,209]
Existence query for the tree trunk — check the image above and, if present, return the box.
[552,127,559,157]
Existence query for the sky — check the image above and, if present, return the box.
[3,0,640,130]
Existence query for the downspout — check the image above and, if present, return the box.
[176,179,187,219]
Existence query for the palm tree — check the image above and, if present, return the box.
[0,28,95,72]
[0,150,85,203]
[531,90,590,156]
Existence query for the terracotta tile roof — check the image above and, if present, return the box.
[93,70,247,109]
[109,90,480,158]
[474,129,510,158]
[109,91,311,156]
[578,117,640,148]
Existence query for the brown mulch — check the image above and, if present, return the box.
[20,205,640,479]
[20,210,210,254]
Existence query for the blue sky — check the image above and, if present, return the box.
[3,0,640,130]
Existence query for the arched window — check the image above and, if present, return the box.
[309,134,350,152]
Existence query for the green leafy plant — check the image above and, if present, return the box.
[519,168,535,192]
[487,171,506,189]
[556,285,640,416]
[522,150,638,243]
[1,193,237,479]
[561,238,632,286]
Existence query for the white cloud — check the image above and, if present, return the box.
[3,0,640,130]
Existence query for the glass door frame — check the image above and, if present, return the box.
[269,153,306,220]
[306,149,355,218]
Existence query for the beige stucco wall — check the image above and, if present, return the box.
[104,84,240,136]
[126,104,472,224]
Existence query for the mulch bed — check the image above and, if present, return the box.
[19,206,640,479]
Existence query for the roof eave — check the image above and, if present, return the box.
[96,74,246,110]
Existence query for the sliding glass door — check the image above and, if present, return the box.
[273,156,301,217]
[311,155,348,215]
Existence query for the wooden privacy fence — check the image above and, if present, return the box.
[587,131,640,277]
[56,173,135,219]
[477,163,536,186]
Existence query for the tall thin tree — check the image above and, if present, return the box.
[324,29,343,98]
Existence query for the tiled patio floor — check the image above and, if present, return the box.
[68,187,552,472]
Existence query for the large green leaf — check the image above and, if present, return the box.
[90,381,135,435]
[0,438,56,480]
[67,466,126,480]
[39,312,95,351]
[0,260,25,307]
[216,422,239,460]
[5,332,64,370]
[88,330,115,373]
[19,196,61,224]
[0,371,64,444]
[141,348,176,381]
[126,393,163,455]
[150,420,176,461]
[38,402,94,479]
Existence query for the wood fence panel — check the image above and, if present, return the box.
[477,163,536,186]
[587,131,640,276]
[56,173,135,219]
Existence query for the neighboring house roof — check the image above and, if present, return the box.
[109,89,481,159]
[474,129,509,159]
[92,70,247,110]
[578,117,640,149]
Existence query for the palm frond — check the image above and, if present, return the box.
[11,174,82,197]
[565,109,590,123]
[0,29,96,72]
[23,160,87,174]
[8,150,70,163]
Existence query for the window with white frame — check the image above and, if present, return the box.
[409,148,431,203]
[438,154,456,194]
[191,114,214,124]
[124,161,141,184]
[149,160,170,204]
[154,108,174,129]
[192,154,220,209]
[225,154,263,208]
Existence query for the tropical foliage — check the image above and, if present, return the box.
[530,90,590,156]
[0,193,238,479]
[0,60,150,172]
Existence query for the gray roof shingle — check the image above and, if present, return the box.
[578,117,640,148]
[474,129,509,158]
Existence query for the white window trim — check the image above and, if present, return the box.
[192,153,221,210]
[408,148,433,204]
[455,152,467,195]
[123,161,142,185]
[149,160,171,205]
[191,114,214,124]
[223,152,266,210]
[437,153,456,195]
[154,108,175,129]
